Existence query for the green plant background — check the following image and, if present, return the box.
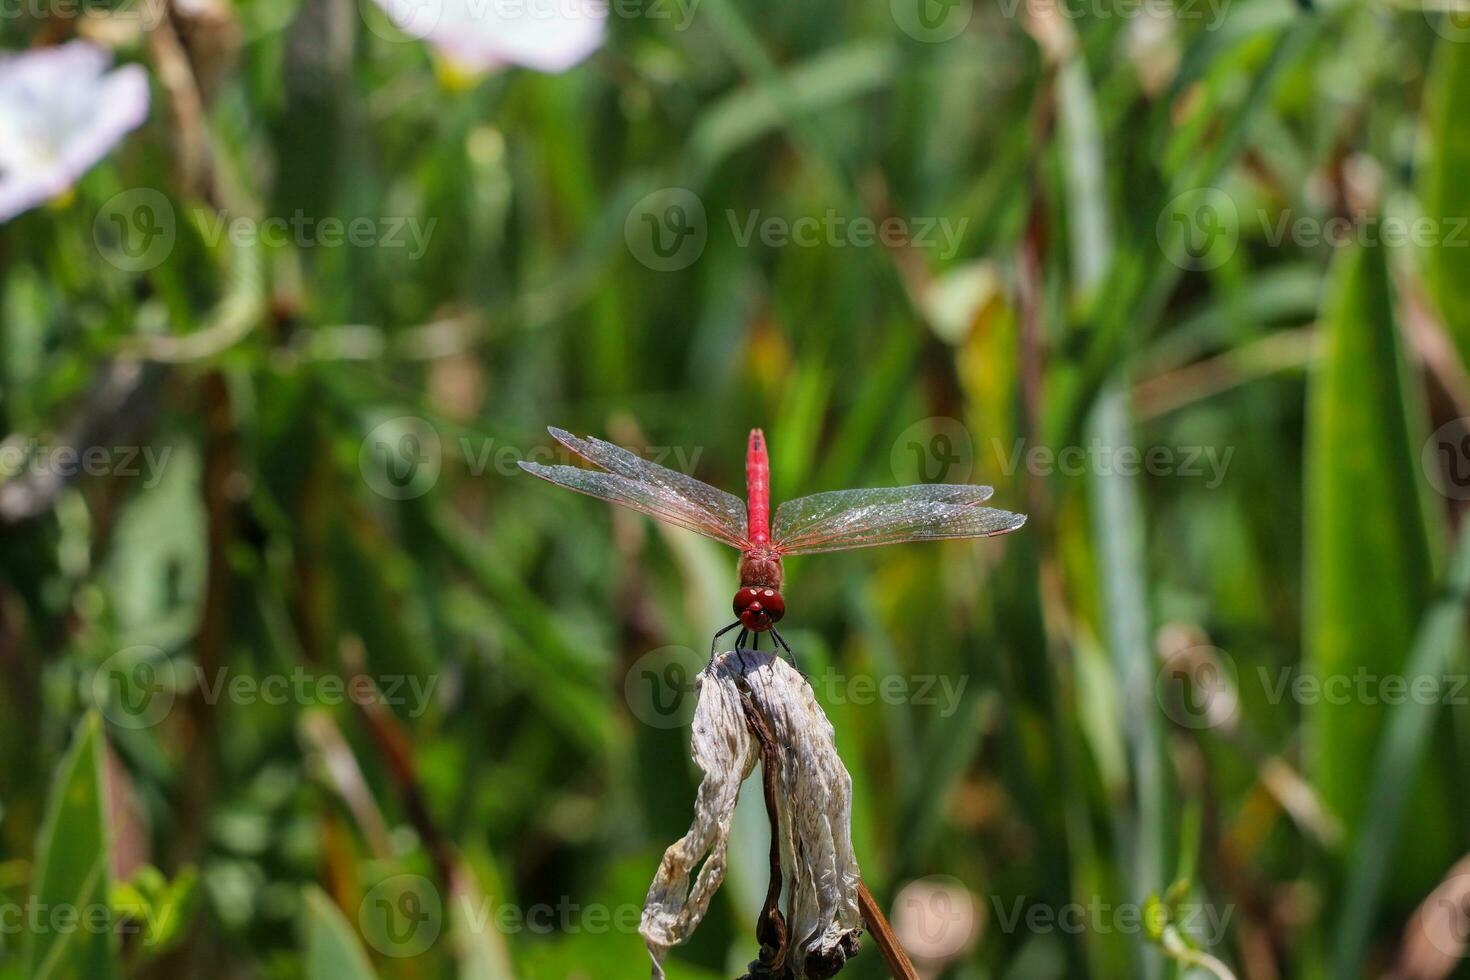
[3,0,1470,977]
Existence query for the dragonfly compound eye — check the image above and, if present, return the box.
[734,587,785,631]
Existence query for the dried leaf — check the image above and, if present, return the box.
[641,651,863,979]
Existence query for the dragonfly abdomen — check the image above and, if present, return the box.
[746,428,771,545]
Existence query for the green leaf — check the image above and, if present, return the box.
[112,864,199,961]
[451,877,515,980]
[894,688,999,876]
[1089,385,1168,979]
[1305,241,1449,886]
[304,888,379,980]
[689,41,899,175]
[1331,519,1470,978]
[1420,26,1470,366]
[1161,878,1191,909]
[1057,57,1112,297]
[100,444,206,650]
[23,713,118,980]
[1142,894,1166,942]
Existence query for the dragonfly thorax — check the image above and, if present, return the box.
[738,547,783,591]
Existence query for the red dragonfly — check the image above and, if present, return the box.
[520,427,1026,661]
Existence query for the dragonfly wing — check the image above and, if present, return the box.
[773,484,1025,556]
[519,427,749,549]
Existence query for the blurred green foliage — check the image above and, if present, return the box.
[3,0,1470,977]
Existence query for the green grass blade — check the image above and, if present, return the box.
[1089,386,1168,980]
[1330,518,1470,977]
[1419,27,1470,365]
[1306,241,1449,902]
[304,888,379,980]
[23,713,118,980]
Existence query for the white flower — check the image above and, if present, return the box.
[642,650,864,979]
[0,41,150,223]
[368,0,606,73]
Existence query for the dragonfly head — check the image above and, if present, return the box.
[733,585,785,632]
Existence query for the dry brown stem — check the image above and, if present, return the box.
[736,678,920,980]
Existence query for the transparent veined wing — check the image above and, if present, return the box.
[518,427,750,549]
[772,484,1025,556]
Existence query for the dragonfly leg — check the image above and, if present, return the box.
[769,626,800,674]
[710,621,740,661]
[736,628,749,650]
